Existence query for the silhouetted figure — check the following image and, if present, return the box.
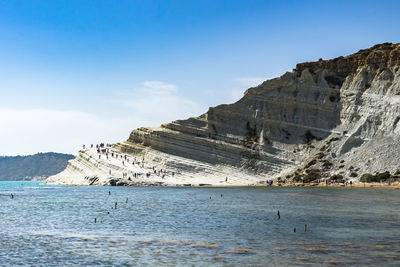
[108,191,111,196]
[294,227,296,233]
[126,197,128,203]
[225,177,228,182]
[304,224,307,232]
[10,193,14,199]
[94,218,97,223]
[115,202,117,209]
[277,210,280,219]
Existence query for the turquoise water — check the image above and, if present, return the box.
[1,181,400,266]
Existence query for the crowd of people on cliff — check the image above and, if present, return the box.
[82,143,176,181]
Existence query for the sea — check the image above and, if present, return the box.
[1,181,400,266]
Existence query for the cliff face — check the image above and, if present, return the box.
[47,43,400,186]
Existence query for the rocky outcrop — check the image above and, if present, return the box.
[47,43,400,185]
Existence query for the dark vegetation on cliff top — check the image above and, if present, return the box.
[0,152,74,181]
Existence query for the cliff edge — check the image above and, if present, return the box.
[47,43,400,186]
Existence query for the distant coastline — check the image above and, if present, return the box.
[0,152,74,181]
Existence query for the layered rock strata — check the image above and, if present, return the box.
[47,43,400,186]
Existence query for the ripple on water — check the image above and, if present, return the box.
[190,243,219,248]
[2,183,400,266]
[304,246,327,251]
[226,248,252,254]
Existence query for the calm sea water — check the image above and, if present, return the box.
[1,181,400,266]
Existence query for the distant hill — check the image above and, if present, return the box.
[0,152,74,181]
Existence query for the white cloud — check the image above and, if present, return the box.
[0,80,207,156]
[234,77,267,88]
[0,108,147,156]
[139,80,177,94]
[120,94,204,123]
[116,80,206,124]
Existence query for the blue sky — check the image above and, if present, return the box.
[0,0,399,155]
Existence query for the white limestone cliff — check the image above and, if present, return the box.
[47,43,400,186]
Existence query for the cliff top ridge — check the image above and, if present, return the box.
[295,42,400,77]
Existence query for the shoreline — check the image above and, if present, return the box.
[43,181,400,188]
[46,147,399,189]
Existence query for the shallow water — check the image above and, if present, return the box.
[1,181,400,266]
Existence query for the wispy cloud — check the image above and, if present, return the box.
[120,95,203,123]
[234,77,266,88]
[0,80,208,155]
[138,80,177,94]
[115,80,206,125]
[0,108,148,156]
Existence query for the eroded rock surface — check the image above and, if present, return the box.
[47,43,400,185]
